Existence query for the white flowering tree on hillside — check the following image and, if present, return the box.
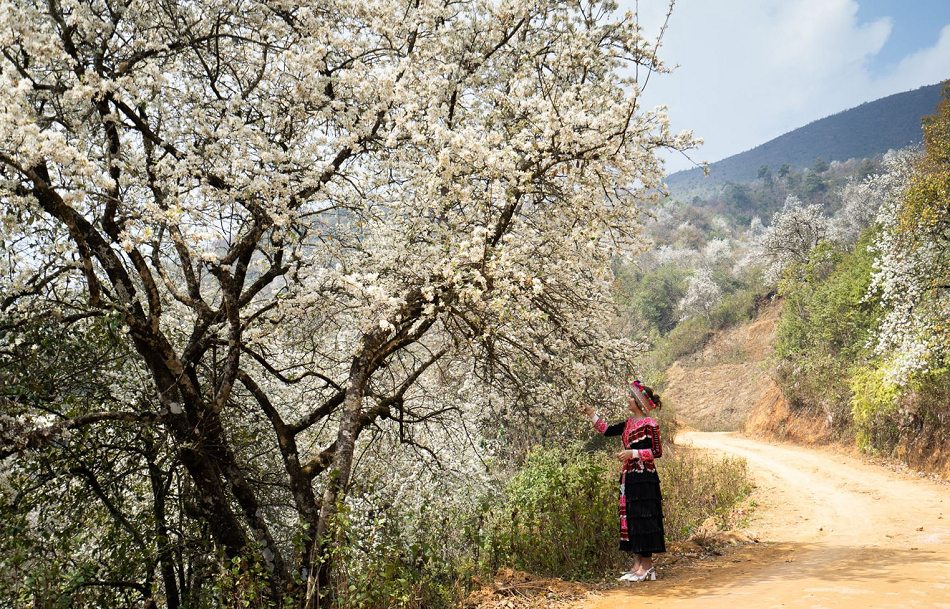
[701,237,732,267]
[0,0,693,606]
[755,195,829,285]
[677,267,721,321]
[869,91,950,385]
[829,149,919,246]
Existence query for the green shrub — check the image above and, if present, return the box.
[850,365,950,458]
[616,264,688,335]
[849,363,901,452]
[484,447,622,580]
[774,230,882,427]
[327,494,477,609]
[485,445,753,580]
[708,288,758,330]
[905,367,950,434]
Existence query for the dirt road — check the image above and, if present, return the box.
[576,432,950,609]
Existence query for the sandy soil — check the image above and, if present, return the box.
[572,431,950,609]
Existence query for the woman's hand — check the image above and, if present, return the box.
[616,450,639,462]
[580,403,594,418]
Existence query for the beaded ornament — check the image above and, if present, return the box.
[629,380,657,412]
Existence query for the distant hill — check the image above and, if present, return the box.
[666,82,945,196]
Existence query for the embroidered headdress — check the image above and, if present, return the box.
[629,380,657,412]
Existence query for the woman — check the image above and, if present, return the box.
[582,380,665,583]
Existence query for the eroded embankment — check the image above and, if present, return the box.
[662,300,787,433]
[664,297,950,479]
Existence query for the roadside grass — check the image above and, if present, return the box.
[326,438,755,609]
[485,441,754,581]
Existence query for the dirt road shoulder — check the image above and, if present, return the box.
[573,432,950,609]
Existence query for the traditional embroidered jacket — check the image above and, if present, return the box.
[593,415,663,471]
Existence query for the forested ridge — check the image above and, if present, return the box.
[667,82,945,195]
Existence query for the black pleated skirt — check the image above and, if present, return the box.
[619,470,666,554]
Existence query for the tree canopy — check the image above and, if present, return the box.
[0,0,694,606]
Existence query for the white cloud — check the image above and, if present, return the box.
[877,23,950,93]
[627,0,950,174]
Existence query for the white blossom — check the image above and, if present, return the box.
[0,0,697,596]
[754,195,829,285]
[677,268,722,321]
[829,149,919,246]
[866,149,946,384]
[702,238,732,266]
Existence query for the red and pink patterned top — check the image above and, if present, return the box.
[592,414,663,473]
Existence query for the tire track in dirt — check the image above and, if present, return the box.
[574,432,950,609]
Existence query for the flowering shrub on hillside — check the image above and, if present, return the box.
[868,93,950,384]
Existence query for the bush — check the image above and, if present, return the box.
[851,365,950,460]
[485,444,753,580]
[660,451,753,539]
[617,264,689,335]
[849,363,901,452]
[484,447,622,580]
[899,368,950,467]
[326,485,484,609]
[708,288,758,329]
[773,230,882,427]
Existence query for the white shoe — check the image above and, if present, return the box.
[635,567,656,581]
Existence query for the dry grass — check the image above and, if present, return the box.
[659,444,754,541]
[462,569,588,609]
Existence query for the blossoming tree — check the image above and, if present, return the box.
[0,0,693,605]
[870,86,950,383]
[677,267,722,321]
[755,195,829,285]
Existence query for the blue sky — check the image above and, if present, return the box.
[627,0,950,174]
[858,0,950,69]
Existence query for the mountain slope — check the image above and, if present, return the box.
[667,82,945,195]
[663,299,782,432]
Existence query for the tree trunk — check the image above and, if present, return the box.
[306,357,371,608]
[145,435,181,609]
